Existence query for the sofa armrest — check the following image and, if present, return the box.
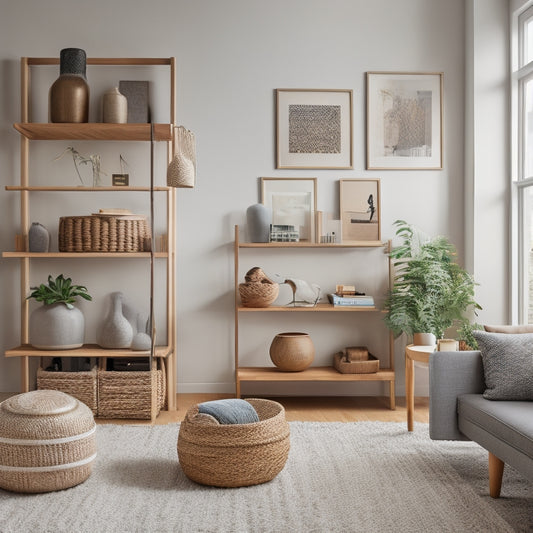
[429,350,485,441]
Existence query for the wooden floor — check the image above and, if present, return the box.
[0,392,429,426]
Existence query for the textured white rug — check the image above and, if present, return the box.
[0,422,531,533]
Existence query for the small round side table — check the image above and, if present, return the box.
[405,344,435,431]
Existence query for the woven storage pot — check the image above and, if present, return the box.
[178,398,290,487]
[97,359,166,420]
[238,282,279,307]
[58,214,150,252]
[0,390,96,493]
[37,366,98,414]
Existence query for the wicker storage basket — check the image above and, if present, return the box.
[0,390,96,493]
[333,352,380,374]
[37,366,98,414]
[97,359,166,420]
[178,398,290,487]
[58,214,151,252]
[239,282,279,307]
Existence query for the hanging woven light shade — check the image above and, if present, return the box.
[167,126,196,188]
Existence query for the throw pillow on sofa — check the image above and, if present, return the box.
[472,330,533,401]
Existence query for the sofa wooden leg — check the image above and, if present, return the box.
[489,452,504,498]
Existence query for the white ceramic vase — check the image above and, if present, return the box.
[97,292,133,349]
[246,203,271,243]
[103,87,127,123]
[29,303,85,350]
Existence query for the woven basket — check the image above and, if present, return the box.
[37,366,98,414]
[178,398,290,487]
[333,352,380,374]
[0,390,96,493]
[58,214,151,252]
[97,359,166,420]
[239,282,279,307]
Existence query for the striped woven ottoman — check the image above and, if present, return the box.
[0,390,96,493]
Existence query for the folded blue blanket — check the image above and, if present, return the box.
[198,399,260,425]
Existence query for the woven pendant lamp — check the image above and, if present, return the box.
[167,126,196,188]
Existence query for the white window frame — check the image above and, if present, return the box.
[512,1,533,323]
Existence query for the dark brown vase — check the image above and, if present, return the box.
[49,48,89,123]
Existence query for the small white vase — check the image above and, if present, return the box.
[246,203,271,243]
[103,87,127,123]
[97,292,133,349]
[29,303,85,350]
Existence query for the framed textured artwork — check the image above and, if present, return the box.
[276,89,353,169]
[339,178,381,243]
[366,72,443,170]
[261,177,317,242]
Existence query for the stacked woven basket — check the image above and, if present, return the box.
[238,267,279,308]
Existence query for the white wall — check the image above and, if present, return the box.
[0,0,506,397]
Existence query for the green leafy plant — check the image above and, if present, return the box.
[383,220,481,340]
[27,274,92,309]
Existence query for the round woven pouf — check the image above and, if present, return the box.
[0,390,96,493]
[178,398,290,487]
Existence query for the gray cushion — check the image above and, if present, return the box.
[198,399,260,424]
[472,330,533,401]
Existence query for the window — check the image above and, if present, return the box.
[513,4,533,323]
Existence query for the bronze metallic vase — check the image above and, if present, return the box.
[49,48,89,123]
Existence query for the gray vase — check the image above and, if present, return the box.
[246,203,271,243]
[28,222,50,252]
[97,292,133,349]
[29,303,85,349]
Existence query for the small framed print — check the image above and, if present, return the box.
[276,89,353,169]
[339,178,381,243]
[112,173,129,186]
[261,177,317,242]
[366,72,443,170]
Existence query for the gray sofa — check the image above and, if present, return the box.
[429,350,533,498]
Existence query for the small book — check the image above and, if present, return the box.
[327,294,375,307]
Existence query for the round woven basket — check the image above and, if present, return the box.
[239,282,279,308]
[178,398,290,487]
[0,390,96,493]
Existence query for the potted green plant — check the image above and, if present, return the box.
[383,220,481,345]
[28,274,92,350]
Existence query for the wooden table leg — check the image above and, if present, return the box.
[405,350,414,431]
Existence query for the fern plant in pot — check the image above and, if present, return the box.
[383,220,480,346]
[28,274,92,350]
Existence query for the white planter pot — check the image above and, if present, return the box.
[29,303,85,350]
[413,332,436,347]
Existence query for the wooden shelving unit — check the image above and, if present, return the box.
[234,225,396,409]
[4,56,177,413]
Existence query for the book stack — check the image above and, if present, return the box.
[327,293,375,307]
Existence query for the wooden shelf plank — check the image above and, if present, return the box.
[239,241,385,249]
[5,344,172,358]
[26,57,173,66]
[237,366,395,382]
[5,186,171,192]
[13,123,172,141]
[238,303,379,312]
[2,252,168,258]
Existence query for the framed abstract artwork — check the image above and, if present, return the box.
[276,89,353,169]
[339,178,381,243]
[260,177,317,242]
[366,72,443,170]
